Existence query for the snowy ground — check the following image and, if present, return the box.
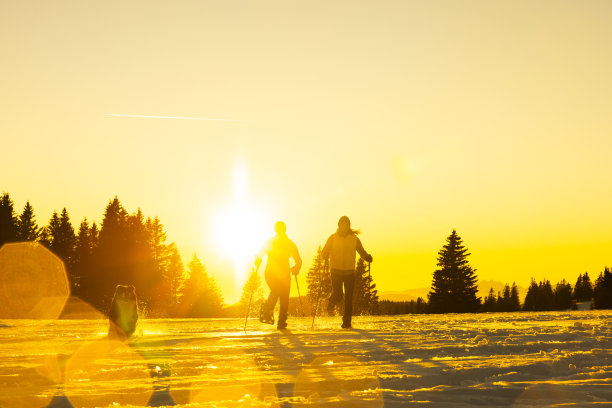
[1,312,611,407]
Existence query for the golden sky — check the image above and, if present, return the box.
[2,1,611,302]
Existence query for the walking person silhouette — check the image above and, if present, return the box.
[255,221,302,330]
[321,216,373,329]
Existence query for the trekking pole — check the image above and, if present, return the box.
[311,259,329,329]
[294,275,305,317]
[244,290,254,332]
[244,265,259,332]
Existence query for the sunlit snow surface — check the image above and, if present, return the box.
[1,312,611,407]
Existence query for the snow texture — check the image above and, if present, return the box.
[0,311,611,407]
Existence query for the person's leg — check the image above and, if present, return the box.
[262,272,279,322]
[277,278,291,329]
[327,271,343,314]
[342,272,356,327]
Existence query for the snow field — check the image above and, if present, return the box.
[0,311,610,407]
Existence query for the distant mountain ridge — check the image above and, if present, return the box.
[379,280,528,302]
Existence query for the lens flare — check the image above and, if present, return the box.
[0,242,70,319]
[64,338,153,408]
[0,355,59,408]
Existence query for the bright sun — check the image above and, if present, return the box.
[210,161,270,283]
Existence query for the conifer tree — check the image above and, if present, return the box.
[39,211,60,249]
[482,288,497,312]
[16,201,39,241]
[354,257,379,315]
[57,208,77,271]
[0,193,18,246]
[593,267,612,309]
[539,280,555,311]
[573,272,593,302]
[306,246,331,315]
[167,244,185,310]
[240,266,264,317]
[74,218,98,298]
[205,273,224,316]
[523,279,539,311]
[173,251,225,318]
[146,216,168,296]
[509,283,521,311]
[497,284,512,312]
[524,279,555,311]
[553,279,573,310]
[91,197,130,310]
[427,230,481,313]
[38,209,78,292]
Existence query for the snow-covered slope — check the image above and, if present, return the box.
[0,312,610,407]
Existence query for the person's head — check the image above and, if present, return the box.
[337,216,360,236]
[274,221,286,235]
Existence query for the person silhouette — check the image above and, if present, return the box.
[321,216,373,329]
[255,221,302,330]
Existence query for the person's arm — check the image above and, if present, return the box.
[254,239,270,268]
[320,235,333,260]
[356,237,373,263]
[291,242,302,276]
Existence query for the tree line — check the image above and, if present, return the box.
[2,192,609,317]
[424,229,612,314]
[0,193,223,317]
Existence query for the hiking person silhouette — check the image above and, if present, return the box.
[321,216,373,329]
[255,221,302,330]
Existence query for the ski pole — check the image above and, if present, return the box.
[295,275,305,317]
[244,290,254,332]
[312,259,329,329]
[244,264,259,332]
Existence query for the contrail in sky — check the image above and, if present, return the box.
[104,113,246,122]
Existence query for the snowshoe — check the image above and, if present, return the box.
[259,306,274,325]
[341,323,352,329]
[277,322,288,330]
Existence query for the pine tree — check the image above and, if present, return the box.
[16,201,39,241]
[240,266,264,317]
[126,208,156,302]
[427,230,481,313]
[176,253,224,318]
[91,197,129,311]
[306,246,331,316]
[593,267,612,309]
[524,279,555,311]
[0,193,18,246]
[539,280,555,311]
[39,211,60,249]
[205,273,224,317]
[74,218,99,298]
[573,272,593,302]
[146,217,168,302]
[553,279,573,310]
[58,208,77,276]
[509,283,521,311]
[482,288,497,312]
[38,209,78,292]
[497,284,512,312]
[166,244,185,312]
[54,209,77,292]
[523,279,539,311]
[354,257,378,315]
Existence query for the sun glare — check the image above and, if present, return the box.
[210,161,270,284]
